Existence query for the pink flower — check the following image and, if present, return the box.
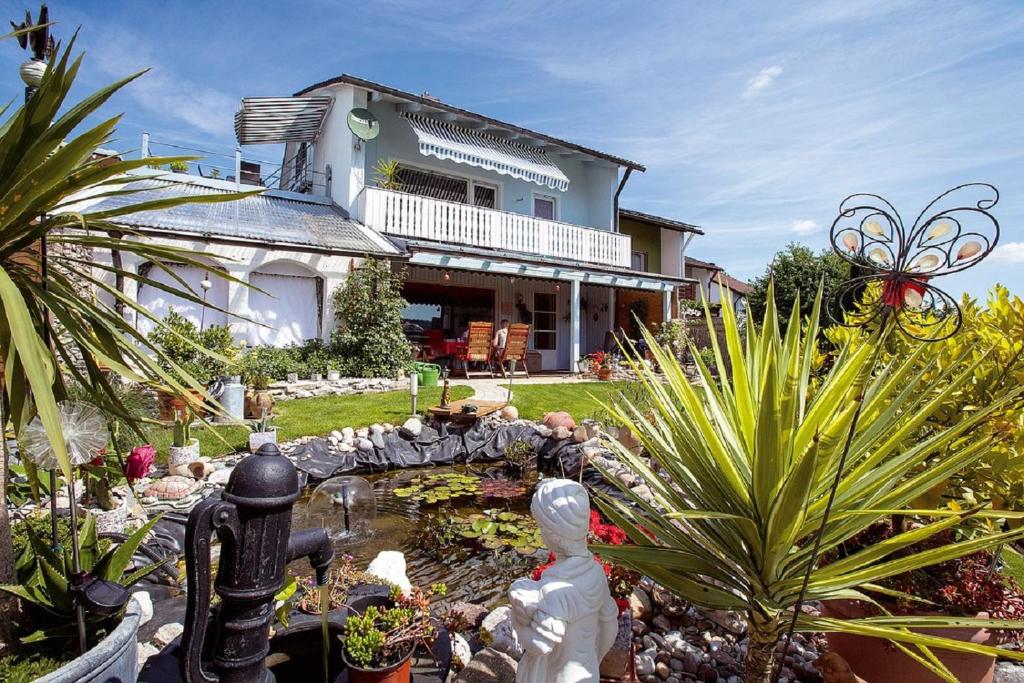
[125,444,156,482]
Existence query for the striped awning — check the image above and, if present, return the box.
[235,96,333,145]
[403,113,569,191]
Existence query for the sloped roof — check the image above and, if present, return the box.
[294,74,645,172]
[685,256,722,272]
[715,271,752,295]
[82,175,400,256]
[619,208,703,235]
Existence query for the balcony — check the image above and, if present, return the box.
[356,186,631,268]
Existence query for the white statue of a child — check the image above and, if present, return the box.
[509,479,618,683]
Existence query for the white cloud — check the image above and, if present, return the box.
[991,242,1024,263]
[791,219,820,235]
[743,65,784,98]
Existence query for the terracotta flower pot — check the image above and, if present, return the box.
[343,644,414,683]
[822,599,995,683]
[597,367,613,381]
[245,390,274,419]
[157,389,207,420]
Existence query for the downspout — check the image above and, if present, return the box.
[612,167,633,232]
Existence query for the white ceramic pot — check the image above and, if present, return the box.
[249,427,278,454]
[92,495,130,535]
[167,438,200,467]
[327,370,341,381]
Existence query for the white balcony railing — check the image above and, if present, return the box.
[357,186,631,268]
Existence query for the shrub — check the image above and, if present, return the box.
[330,259,411,378]
[147,311,237,384]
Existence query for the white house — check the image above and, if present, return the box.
[86,74,701,371]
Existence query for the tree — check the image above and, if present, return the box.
[746,243,851,323]
[0,40,249,642]
[330,259,411,378]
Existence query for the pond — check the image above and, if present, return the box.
[290,464,542,609]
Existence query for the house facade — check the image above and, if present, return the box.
[85,74,702,371]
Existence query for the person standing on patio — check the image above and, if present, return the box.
[492,319,510,367]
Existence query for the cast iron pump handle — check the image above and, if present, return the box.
[181,443,334,683]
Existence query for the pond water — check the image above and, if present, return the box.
[290,464,540,609]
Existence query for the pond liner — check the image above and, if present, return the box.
[290,420,551,481]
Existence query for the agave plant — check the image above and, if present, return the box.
[0,38,254,479]
[592,285,1024,682]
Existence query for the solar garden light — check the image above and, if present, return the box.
[410,369,418,415]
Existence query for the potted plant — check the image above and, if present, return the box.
[0,515,167,679]
[588,350,613,380]
[342,583,446,683]
[248,411,277,453]
[327,368,341,381]
[590,288,1024,682]
[241,348,275,419]
[167,407,200,475]
[168,159,189,173]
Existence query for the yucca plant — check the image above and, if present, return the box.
[592,285,1024,682]
[0,37,254,480]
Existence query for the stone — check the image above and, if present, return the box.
[571,426,589,443]
[655,661,671,679]
[653,614,671,632]
[600,614,633,679]
[369,432,386,449]
[704,609,747,635]
[133,590,153,626]
[328,435,339,446]
[499,405,519,421]
[137,641,160,668]
[355,437,374,452]
[617,426,643,454]
[630,587,653,621]
[543,411,576,430]
[480,606,522,660]
[996,662,1024,683]
[153,621,184,648]
[383,422,395,433]
[551,426,572,440]
[356,427,369,439]
[143,476,197,501]
[187,461,213,479]
[341,427,355,439]
[365,550,412,595]
[401,417,423,438]
[636,650,656,677]
[508,479,617,681]
[450,601,490,629]
[330,430,343,441]
[454,647,518,683]
[369,423,384,435]
[452,632,473,671]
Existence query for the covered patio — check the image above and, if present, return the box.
[395,242,690,372]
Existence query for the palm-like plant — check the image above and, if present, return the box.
[0,39,253,479]
[593,286,1024,682]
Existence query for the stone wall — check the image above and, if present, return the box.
[268,376,407,401]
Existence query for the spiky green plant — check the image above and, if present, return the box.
[0,38,254,479]
[592,285,1024,682]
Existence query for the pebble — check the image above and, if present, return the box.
[355,437,374,452]
[153,621,184,648]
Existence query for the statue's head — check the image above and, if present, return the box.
[531,478,590,558]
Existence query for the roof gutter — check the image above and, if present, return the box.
[613,167,633,233]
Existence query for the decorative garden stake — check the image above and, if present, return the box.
[18,400,110,654]
[771,183,1001,683]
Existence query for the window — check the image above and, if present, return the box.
[533,194,556,220]
[533,292,557,350]
[473,183,497,208]
[394,165,500,208]
[631,251,648,272]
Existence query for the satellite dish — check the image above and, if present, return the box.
[347,108,380,141]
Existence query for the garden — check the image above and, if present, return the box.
[3,20,1024,683]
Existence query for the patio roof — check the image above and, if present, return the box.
[403,113,570,191]
[234,96,333,145]
[294,74,645,172]
[79,172,400,256]
[395,238,692,292]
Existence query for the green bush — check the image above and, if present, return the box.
[330,259,412,378]
[147,311,237,384]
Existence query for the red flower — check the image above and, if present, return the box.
[614,597,629,616]
[881,276,928,309]
[125,444,156,482]
[89,456,105,467]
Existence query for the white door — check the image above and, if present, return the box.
[532,292,558,370]
[247,272,320,346]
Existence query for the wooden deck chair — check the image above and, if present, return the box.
[459,321,494,378]
[495,323,531,378]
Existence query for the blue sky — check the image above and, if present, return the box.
[2,0,1021,299]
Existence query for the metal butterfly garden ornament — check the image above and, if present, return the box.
[828,182,1000,341]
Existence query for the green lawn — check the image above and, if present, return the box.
[509,381,630,422]
[150,385,473,459]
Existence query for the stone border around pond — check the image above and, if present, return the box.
[268,376,407,401]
